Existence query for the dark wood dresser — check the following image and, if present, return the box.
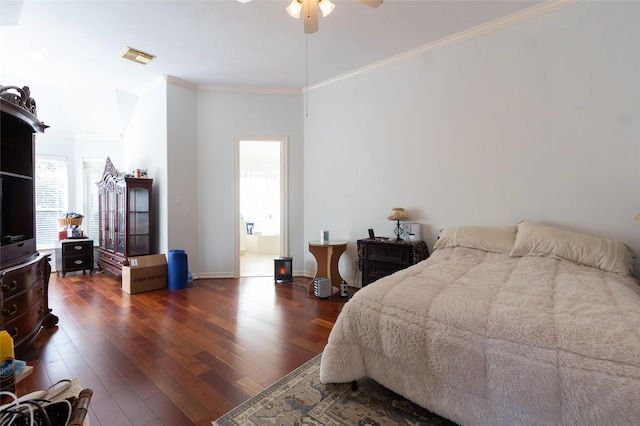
[1,85,57,352]
[357,238,429,287]
[1,255,54,349]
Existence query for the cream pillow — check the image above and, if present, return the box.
[509,220,635,275]
[434,226,517,254]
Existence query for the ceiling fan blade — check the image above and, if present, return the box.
[303,0,318,34]
[355,0,383,8]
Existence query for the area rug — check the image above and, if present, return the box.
[212,353,457,425]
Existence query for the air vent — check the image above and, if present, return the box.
[120,46,155,65]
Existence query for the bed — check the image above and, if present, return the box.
[320,220,640,425]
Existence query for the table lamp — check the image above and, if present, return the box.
[387,207,408,241]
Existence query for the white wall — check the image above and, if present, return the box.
[166,79,200,273]
[123,78,168,254]
[196,90,304,277]
[36,128,123,270]
[72,136,123,212]
[112,76,201,273]
[304,1,640,281]
[120,81,304,278]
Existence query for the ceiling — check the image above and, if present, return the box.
[0,0,543,136]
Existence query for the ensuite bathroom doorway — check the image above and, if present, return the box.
[235,138,288,277]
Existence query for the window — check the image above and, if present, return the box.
[35,155,67,249]
[83,158,105,245]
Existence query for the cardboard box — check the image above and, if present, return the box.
[122,254,168,294]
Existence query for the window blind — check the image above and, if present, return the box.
[83,158,105,245]
[35,155,68,249]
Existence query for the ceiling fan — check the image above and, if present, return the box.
[238,0,383,34]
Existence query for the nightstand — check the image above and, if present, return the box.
[357,238,429,286]
[56,239,94,277]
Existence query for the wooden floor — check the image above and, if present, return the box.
[15,271,352,425]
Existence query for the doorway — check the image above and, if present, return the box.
[235,138,288,278]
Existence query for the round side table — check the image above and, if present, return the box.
[307,240,347,297]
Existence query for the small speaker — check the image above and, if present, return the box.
[313,277,331,299]
[340,280,348,297]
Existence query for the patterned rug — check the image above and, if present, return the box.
[212,353,457,425]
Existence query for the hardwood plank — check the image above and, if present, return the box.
[68,364,111,404]
[90,395,134,425]
[234,376,263,398]
[15,272,352,424]
[198,369,252,407]
[144,388,198,425]
[311,318,336,328]
[155,375,212,422]
[105,379,159,425]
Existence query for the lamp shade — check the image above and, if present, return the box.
[318,0,335,17]
[387,207,409,221]
[286,0,302,18]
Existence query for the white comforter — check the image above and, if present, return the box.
[320,247,640,425]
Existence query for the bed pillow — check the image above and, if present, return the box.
[509,220,636,275]
[434,225,517,254]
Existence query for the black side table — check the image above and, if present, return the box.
[56,238,94,277]
[357,238,429,286]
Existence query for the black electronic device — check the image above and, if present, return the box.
[368,229,375,239]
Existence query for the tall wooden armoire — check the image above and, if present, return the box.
[96,157,153,276]
[1,85,58,352]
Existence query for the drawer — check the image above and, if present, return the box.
[98,250,124,276]
[363,260,406,278]
[98,250,124,265]
[63,255,92,270]
[1,257,42,299]
[365,244,411,264]
[62,240,93,255]
[1,299,46,346]
[1,285,44,322]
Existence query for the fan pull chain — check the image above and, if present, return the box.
[305,34,308,118]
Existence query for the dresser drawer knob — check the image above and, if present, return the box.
[38,286,44,296]
[1,280,18,293]
[2,304,18,317]
[74,260,84,265]
[74,245,83,251]
[9,327,18,339]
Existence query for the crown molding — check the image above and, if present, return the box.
[306,0,580,93]
[165,75,198,90]
[198,84,301,95]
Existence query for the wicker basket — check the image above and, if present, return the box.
[58,217,83,227]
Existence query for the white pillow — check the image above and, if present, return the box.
[509,220,635,275]
[434,226,517,254]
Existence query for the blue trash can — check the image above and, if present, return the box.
[168,249,188,290]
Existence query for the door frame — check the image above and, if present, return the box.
[234,136,289,278]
